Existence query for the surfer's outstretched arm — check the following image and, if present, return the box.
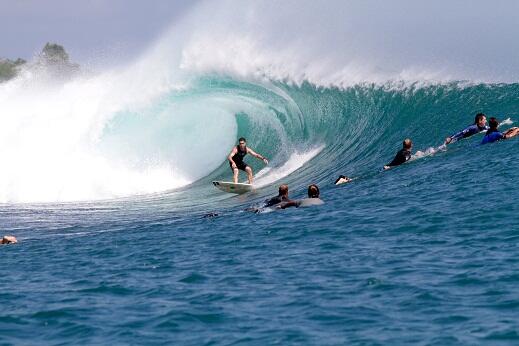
[445,113,489,144]
[247,148,269,164]
[279,200,300,209]
[504,127,519,139]
[445,127,472,144]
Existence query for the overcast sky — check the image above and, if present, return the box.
[0,0,197,63]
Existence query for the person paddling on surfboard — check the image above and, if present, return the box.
[481,117,519,145]
[228,137,268,184]
[278,184,324,209]
[384,138,413,170]
[444,113,489,145]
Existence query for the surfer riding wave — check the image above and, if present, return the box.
[228,137,268,184]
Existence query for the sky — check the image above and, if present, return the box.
[0,0,197,63]
[2,0,519,82]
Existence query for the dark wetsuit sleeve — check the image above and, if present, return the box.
[450,125,481,142]
[264,196,282,208]
[386,149,410,167]
[280,200,300,209]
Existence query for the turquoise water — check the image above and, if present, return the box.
[2,79,519,344]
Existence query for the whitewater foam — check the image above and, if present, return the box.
[254,146,325,188]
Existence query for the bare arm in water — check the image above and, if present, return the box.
[503,127,519,139]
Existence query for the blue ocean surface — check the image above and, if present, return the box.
[2,78,519,345]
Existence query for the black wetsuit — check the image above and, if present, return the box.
[264,195,290,208]
[230,145,249,171]
[386,148,412,167]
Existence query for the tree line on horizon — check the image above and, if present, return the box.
[0,43,78,82]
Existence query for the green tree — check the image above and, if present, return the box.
[0,58,26,82]
[41,43,70,65]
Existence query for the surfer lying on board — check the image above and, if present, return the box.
[264,184,292,207]
[444,113,488,145]
[335,175,352,185]
[246,184,293,213]
[279,184,324,209]
[481,117,519,145]
[384,139,413,170]
[228,137,268,184]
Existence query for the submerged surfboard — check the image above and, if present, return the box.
[212,181,253,194]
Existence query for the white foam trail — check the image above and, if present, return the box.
[412,145,447,161]
[254,145,324,188]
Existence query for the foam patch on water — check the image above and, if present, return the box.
[254,145,324,188]
[412,146,446,161]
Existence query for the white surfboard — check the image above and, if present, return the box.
[212,181,253,194]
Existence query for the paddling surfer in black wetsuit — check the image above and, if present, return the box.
[384,138,413,170]
[228,137,268,184]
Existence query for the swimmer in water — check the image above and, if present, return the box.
[481,117,519,145]
[384,139,413,170]
[334,175,352,185]
[444,113,489,145]
[263,184,292,207]
[1,235,17,245]
[279,184,324,209]
[246,184,293,213]
[228,137,269,184]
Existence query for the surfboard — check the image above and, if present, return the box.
[212,181,253,194]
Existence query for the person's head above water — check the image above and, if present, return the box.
[279,184,289,197]
[1,235,17,244]
[488,117,499,130]
[403,138,413,150]
[308,184,320,198]
[474,113,487,127]
[238,137,247,149]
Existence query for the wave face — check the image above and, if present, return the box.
[1,0,519,203]
[4,2,519,345]
[2,74,519,204]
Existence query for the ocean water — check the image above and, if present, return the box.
[2,1,519,345]
[2,80,519,345]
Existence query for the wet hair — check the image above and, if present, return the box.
[308,184,320,198]
[279,184,289,196]
[474,113,486,124]
[488,117,499,130]
[403,138,412,149]
[238,137,247,143]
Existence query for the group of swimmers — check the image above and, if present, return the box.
[384,113,519,170]
[228,113,518,212]
[245,183,324,212]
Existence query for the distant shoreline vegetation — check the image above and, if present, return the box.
[0,43,79,82]
[0,57,25,82]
